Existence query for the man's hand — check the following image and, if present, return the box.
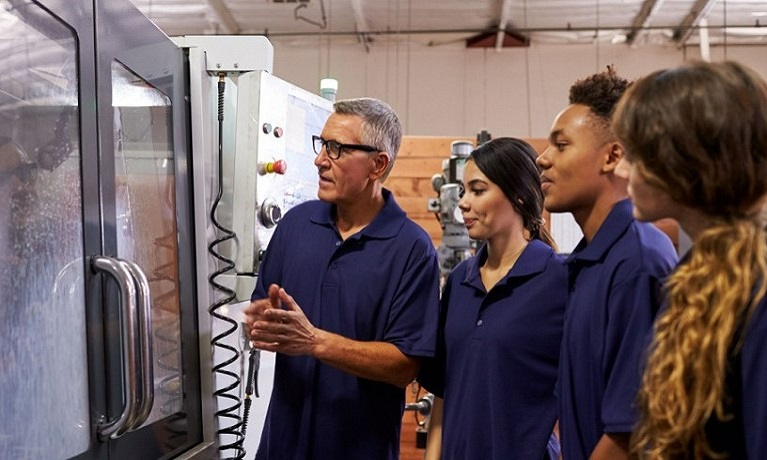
[245,284,418,387]
[248,285,321,356]
[244,283,281,335]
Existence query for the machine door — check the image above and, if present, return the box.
[0,1,98,458]
[92,0,203,458]
[0,0,205,458]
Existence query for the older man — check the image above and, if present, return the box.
[244,97,440,459]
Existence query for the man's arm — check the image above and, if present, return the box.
[308,328,421,388]
[597,273,663,457]
[245,284,420,388]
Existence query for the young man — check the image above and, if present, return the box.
[536,67,678,459]
[244,98,441,459]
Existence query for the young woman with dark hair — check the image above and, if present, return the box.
[419,137,566,459]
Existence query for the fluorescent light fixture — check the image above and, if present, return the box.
[725,27,767,36]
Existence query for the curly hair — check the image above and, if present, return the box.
[569,65,631,136]
[613,61,767,459]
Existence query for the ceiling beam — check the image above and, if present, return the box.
[674,0,717,46]
[467,30,529,48]
[699,17,711,61]
[350,0,371,51]
[495,0,514,51]
[626,0,665,45]
[204,0,240,34]
[350,0,371,33]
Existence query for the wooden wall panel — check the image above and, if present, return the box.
[385,177,436,198]
[389,158,448,178]
[396,136,474,158]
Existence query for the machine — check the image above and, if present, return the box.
[179,35,333,458]
[0,1,331,458]
[1,1,204,458]
[426,139,485,281]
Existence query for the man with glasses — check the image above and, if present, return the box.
[244,97,440,460]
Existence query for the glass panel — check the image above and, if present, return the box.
[0,1,89,458]
[112,61,184,432]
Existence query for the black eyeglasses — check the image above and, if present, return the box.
[312,135,380,160]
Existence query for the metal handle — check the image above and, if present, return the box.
[404,393,434,417]
[119,259,154,429]
[92,256,141,439]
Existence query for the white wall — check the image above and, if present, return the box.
[268,40,767,253]
[270,40,767,139]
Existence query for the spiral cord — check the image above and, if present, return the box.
[208,73,246,459]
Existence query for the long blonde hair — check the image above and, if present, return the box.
[639,221,767,458]
[613,61,767,458]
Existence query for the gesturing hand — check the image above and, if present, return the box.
[249,285,320,356]
[243,283,281,332]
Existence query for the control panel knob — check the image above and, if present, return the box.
[259,199,283,228]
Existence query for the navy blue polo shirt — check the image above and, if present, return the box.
[419,239,567,460]
[665,255,767,459]
[558,199,677,459]
[708,294,767,458]
[251,189,440,460]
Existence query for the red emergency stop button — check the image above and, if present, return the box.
[264,159,287,175]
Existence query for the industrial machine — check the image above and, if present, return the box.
[1,1,203,458]
[426,136,494,281]
[426,140,474,279]
[180,35,333,458]
[0,1,330,458]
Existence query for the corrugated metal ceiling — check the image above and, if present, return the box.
[127,0,767,49]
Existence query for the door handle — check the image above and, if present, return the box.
[92,256,141,439]
[119,259,155,429]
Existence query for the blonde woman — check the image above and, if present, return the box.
[613,60,767,459]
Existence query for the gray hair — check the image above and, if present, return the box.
[333,98,402,176]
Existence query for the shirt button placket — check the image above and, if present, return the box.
[330,241,342,271]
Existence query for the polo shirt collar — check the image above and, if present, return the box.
[463,239,551,290]
[568,198,633,263]
[309,188,406,240]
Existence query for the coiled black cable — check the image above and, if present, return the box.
[208,73,246,459]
